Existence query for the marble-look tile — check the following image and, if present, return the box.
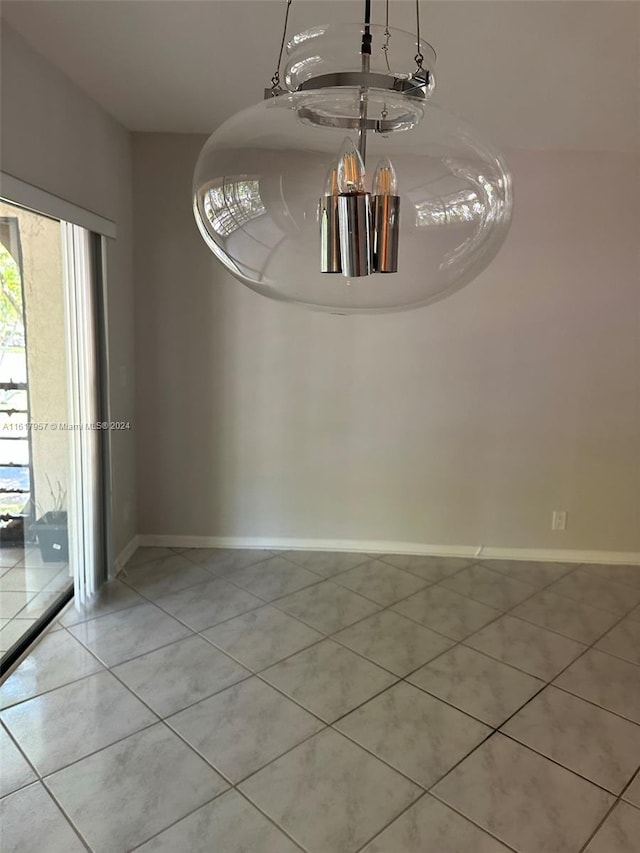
[181,547,272,575]
[60,579,147,626]
[0,618,37,652]
[0,783,86,853]
[336,682,490,788]
[511,589,619,644]
[155,578,263,631]
[580,563,640,590]
[332,559,428,606]
[134,790,302,852]
[13,551,67,570]
[261,639,395,722]
[202,605,323,671]
[465,615,586,680]
[112,635,249,717]
[123,553,212,599]
[282,550,368,577]
[362,794,512,852]
[595,617,640,665]
[42,568,73,593]
[502,685,640,793]
[47,723,228,853]
[0,548,24,568]
[623,771,640,807]
[333,610,454,676]
[408,645,543,727]
[584,802,640,853]
[393,585,501,641]
[168,676,323,782]
[0,565,64,592]
[0,590,34,619]
[227,556,320,601]
[274,580,380,634]
[547,570,640,615]
[0,630,103,710]
[240,728,421,853]
[0,670,157,776]
[0,724,36,797]
[479,559,574,588]
[125,547,177,569]
[16,590,65,620]
[441,564,538,610]
[433,734,614,853]
[554,649,640,724]
[380,554,472,583]
[68,602,192,667]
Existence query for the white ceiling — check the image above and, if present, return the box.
[2,1,639,151]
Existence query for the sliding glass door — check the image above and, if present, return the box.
[0,195,111,671]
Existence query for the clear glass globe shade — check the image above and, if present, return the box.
[193,30,512,314]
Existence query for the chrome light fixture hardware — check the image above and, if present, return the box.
[193,0,513,313]
[320,162,342,274]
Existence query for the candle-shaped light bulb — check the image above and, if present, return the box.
[372,157,400,274]
[372,157,398,196]
[336,138,366,194]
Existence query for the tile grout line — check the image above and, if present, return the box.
[418,585,640,849]
[377,562,640,847]
[577,770,639,853]
[4,560,638,728]
[4,552,639,851]
[353,790,522,853]
[5,560,637,762]
[39,778,93,852]
[0,716,93,850]
[17,564,624,843]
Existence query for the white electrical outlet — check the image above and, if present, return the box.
[552,511,567,531]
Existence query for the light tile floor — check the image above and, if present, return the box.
[0,547,71,656]
[1,547,639,852]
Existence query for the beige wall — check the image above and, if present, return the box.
[133,133,640,554]
[1,24,136,557]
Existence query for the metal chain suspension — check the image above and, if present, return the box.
[382,0,391,72]
[269,0,293,96]
[414,0,425,71]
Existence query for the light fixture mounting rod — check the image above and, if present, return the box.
[358,0,372,163]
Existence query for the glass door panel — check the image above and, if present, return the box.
[0,200,73,660]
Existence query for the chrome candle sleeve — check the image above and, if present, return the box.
[320,162,342,273]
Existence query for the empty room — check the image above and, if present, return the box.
[0,1,639,851]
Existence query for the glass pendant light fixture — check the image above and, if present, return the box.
[193,0,513,313]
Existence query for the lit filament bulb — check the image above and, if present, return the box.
[372,157,398,197]
[372,157,400,273]
[336,138,366,194]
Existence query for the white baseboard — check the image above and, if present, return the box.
[136,534,640,566]
[114,535,140,577]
